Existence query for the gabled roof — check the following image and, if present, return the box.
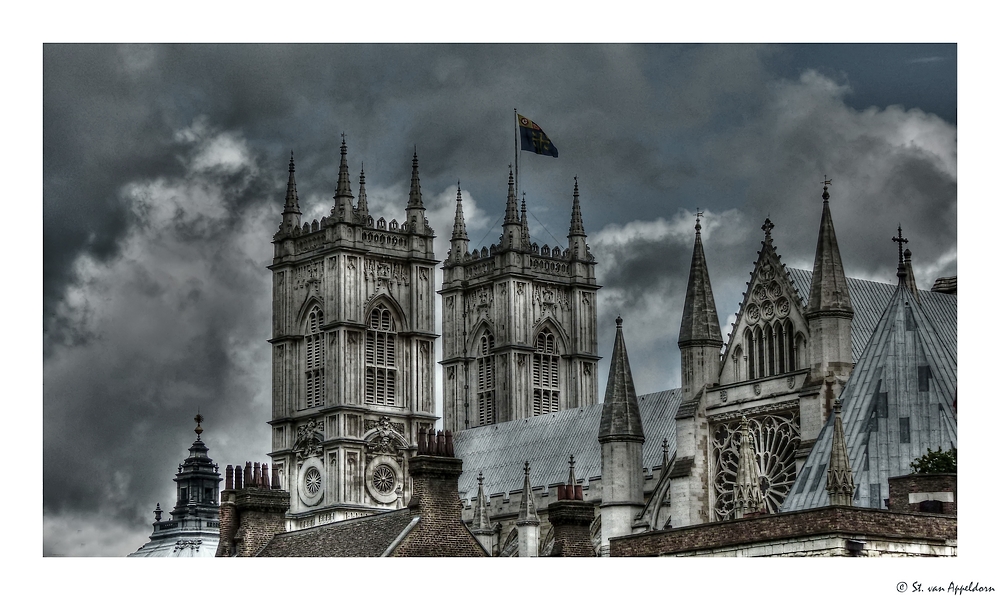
[453,389,682,500]
[257,508,418,557]
[781,283,958,512]
[786,268,956,362]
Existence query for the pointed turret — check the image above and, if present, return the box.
[733,417,765,518]
[826,399,855,506]
[678,212,723,401]
[599,316,644,443]
[599,316,645,554]
[356,164,369,223]
[805,181,854,392]
[501,167,522,250]
[279,152,301,236]
[516,461,540,557]
[903,248,920,301]
[405,150,429,235]
[806,182,853,317]
[333,135,354,221]
[567,177,589,261]
[469,471,496,554]
[448,183,469,263]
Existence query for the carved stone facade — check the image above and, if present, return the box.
[439,174,600,432]
[268,144,437,529]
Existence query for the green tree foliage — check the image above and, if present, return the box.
[910,446,957,474]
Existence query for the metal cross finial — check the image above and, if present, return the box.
[892,224,908,266]
[695,208,703,232]
[477,471,484,486]
[523,461,530,476]
[569,455,575,470]
[662,438,669,452]
[822,176,832,201]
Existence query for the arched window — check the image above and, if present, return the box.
[744,329,755,381]
[733,345,743,381]
[532,329,560,416]
[775,321,786,375]
[365,304,397,406]
[304,306,326,409]
[786,322,796,372]
[764,323,775,377]
[755,326,765,380]
[477,333,496,426]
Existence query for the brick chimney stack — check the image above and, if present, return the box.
[546,456,596,556]
[216,462,290,557]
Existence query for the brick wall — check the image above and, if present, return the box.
[888,473,956,515]
[611,505,956,557]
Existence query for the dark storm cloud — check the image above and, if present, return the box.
[42,44,956,556]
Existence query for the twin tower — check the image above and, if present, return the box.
[268,142,599,528]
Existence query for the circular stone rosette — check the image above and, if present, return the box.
[297,456,324,507]
[365,454,403,505]
[776,296,790,317]
[767,281,781,298]
[746,303,760,324]
[761,300,775,320]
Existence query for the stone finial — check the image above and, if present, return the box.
[517,461,539,523]
[356,164,369,220]
[407,150,423,208]
[503,167,519,225]
[154,503,162,522]
[569,176,586,237]
[194,413,204,440]
[451,183,469,242]
[826,399,855,506]
[335,135,352,201]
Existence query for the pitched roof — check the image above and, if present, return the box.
[781,283,958,512]
[257,509,418,557]
[453,389,682,500]
[786,268,956,362]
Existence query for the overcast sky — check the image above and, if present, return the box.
[41,43,961,557]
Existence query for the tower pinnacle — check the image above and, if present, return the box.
[826,399,855,506]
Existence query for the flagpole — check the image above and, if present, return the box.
[513,108,519,201]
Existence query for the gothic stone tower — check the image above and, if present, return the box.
[439,173,599,432]
[268,142,437,529]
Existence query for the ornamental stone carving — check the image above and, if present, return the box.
[293,418,325,459]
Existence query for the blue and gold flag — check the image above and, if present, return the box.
[518,114,559,158]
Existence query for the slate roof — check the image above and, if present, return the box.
[453,389,683,500]
[257,508,418,557]
[781,282,958,512]
[786,268,957,362]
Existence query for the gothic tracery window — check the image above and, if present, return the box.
[532,329,559,416]
[304,306,326,408]
[365,304,397,406]
[477,333,496,426]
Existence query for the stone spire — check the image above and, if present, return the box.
[826,399,855,506]
[733,417,764,518]
[567,177,589,261]
[501,167,522,250]
[333,135,353,220]
[517,461,539,523]
[503,167,519,225]
[356,164,369,222]
[516,461,540,557]
[679,212,722,346]
[451,183,468,241]
[599,316,644,443]
[279,152,301,235]
[569,176,586,236]
[407,150,424,209]
[598,316,645,555]
[471,471,493,531]
[678,211,723,400]
[806,181,853,318]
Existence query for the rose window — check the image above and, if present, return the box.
[711,411,800,521]
[304,467,322,495]
[372,464,395,494]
